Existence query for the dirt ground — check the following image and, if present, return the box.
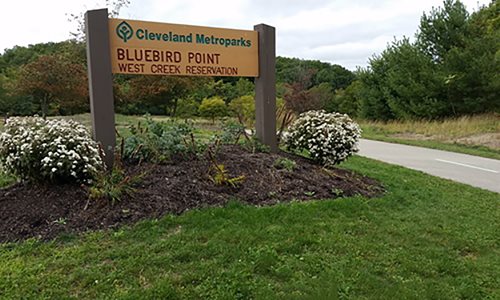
[0,145,384,243]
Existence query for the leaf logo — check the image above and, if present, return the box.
[116,21,133,43]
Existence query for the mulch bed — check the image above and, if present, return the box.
[0,145,384,243]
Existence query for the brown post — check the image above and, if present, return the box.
[85,9,115,168]
[254,24,277,152]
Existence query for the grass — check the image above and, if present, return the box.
[0,167,16,187]
[358,113,500,159]
[1,156,499,299]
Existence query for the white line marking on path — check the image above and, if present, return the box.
[435,159,499,173]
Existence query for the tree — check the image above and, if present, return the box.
[327,80,363,117]
[307,83,335,112]
[417,0,469,62]
[15,54,88,118]
[417,0,499,116]
[0,41,86,74]
[356,0,499,120]
[229,95,255,127]
[357,58,394,121]
[198,97,228,123]
[313,64,356,91]
[175,97,200,119]
[126,75,193,115]
[382,38,447,119]
[234,78,255,98]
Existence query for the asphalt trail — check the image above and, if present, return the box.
[357,139,500,194]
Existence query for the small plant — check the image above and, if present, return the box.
[88,164,141,205]
[331,188,344,197]
[206,146,245,187]
[0,116,103,183]
[217,119,269,153]
[219,119,246,145]
[304,191,316,197]
[242,137,270,153]
[267,191,278,198]
[88,148,142,205]
[273,157,296,172]
[209,163,245,187]
[124,116,201,163]
[52,218,67,225]
[284,110,361,166]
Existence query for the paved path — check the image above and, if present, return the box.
[357,139,500,193]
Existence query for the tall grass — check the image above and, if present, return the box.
[358,113,499,139]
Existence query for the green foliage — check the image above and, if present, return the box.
[175,97,199,118]
[357,0,499,120]
[0,41,86,74]
[124,75,193,116]
[15,54,88,117]
[0,165,16,188]
[228,95,255,127]
[123,116,199,163]
[417,0,469,62]
[380,38,447,119]
[219,119,246,144]
[307,83,335,113]
[327,80,362,117]
[88,162,140,205]
[206,146,245,187]
[276,56,355,91]
[198,96,228,123]
[243,137,271,153]
[273,157,296,172]
[217,119,269,153]
[209,163,245,187]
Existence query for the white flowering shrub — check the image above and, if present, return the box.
[0,116,104,183]
[283,110,361,166]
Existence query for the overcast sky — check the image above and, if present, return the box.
[0,0,490,70]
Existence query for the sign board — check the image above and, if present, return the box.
[86,9,276,168]
[108,19,259,77]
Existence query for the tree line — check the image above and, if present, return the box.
[352,0,499,120]
[0,0,497,121]
[0,39,354,119]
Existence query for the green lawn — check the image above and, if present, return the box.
[1,156,499,299]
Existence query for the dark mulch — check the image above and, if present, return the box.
[0,145,384,243]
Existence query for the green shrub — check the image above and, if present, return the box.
[273,158,296,171]
[0,116,103,183]
[123,116,200,163]
[175,97,199,118]
[88,161,141,205]
[198,97,228,123]
[229,95,255,127]
[218,119,246,145]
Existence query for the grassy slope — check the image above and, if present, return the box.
[358,114,500,160]
[1,156,499,299]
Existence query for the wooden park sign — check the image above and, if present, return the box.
[109,19,259,77]
[85,9,276,168]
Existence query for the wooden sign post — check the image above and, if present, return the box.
[85,8,277,168]
[85,9,116,168]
